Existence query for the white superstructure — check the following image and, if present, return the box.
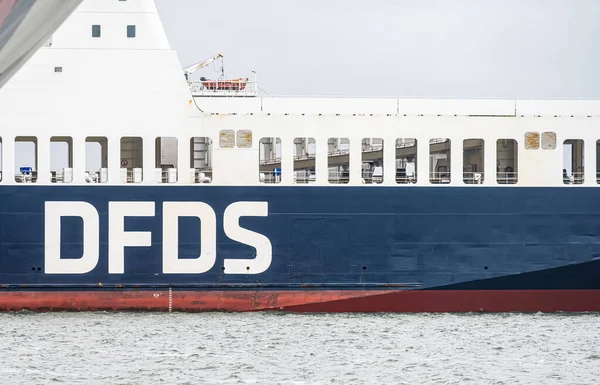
[0,0,598,188]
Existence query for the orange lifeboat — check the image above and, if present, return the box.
[202,78,248,91]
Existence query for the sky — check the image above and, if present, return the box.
[155,0,600,98]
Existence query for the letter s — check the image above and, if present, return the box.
[223,202,271,274]
[45,202,99,274]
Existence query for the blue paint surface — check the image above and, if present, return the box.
[1,186,599,289]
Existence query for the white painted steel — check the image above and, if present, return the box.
[0,0,598,189]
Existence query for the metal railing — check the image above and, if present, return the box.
[157,169,178,183]
[361,145,384,153]
[294,154,316,161]
[293,170,315,184]
[15,171,38,183]
[361,170,384,184]
[463,172,484,184]
[261,173,281,184]
[122,168,143,183]
[396,140,417,149]
[564,172,584,185]
[189,80,258,97]
[396,173,417,184]
[193,169,212,184]
[85,171,105,183]
[294,176,316,184]
[51,171,65,183]
[429,172,451,184]
[328,170,350,184]
[260,157,282,166]
[497,172,518,184]
[327,149,350,157]
[429,138,450,145]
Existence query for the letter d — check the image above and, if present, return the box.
[45,202,100,274]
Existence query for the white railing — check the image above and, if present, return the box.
[191,169,212,184]
[564,172,584,185]
[293,170,315,184]
[15,172,38,183]
[429,138,450,145]
[328,149,350,157]
[189,80,258,97]
[463,172,484,184]
[396,140,417,149]
[429,172,451,184]
[51,169,73,183]
[497,172,518,184]
[328,170,350,184]
[293,154,316,161]
[361,145,384,153]
[396,173,417,184]
[85,169,109,183]
[260,173,281,184]
[155,168,178,184]
[121,168,143,183]
[260,157,281,166]
[362,170,384,184]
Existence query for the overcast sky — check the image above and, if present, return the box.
[155,0,600,98]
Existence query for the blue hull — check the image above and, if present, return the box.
[0,185,599,291]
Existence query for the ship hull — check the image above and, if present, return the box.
[0,289,599,313]
[1,185,600,312]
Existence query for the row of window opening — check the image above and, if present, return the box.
[265,137,518,185]
[0,136,589,185]
[0,137,212,184]
[262,137,587,185]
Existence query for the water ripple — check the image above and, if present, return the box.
[0,312,599,384]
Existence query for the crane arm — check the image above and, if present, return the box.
[183,53,223,76]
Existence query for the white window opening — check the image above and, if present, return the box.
[328,138,350,184]
[155,137,178,183]
[362,138,383,184]
[293,137,316,184]
[120,137,143,183]
[0,137,3,182]
[259,137,282,184]
[497,139,518,184]
[190,137,213,183]
[85,137,108,183]
[563,139,584,185]
[463,139,484,184]
[15,136,37,183]
[396,138,417,184]
[430,138,451,184]
[50,136,73,183]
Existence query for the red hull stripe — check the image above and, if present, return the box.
[0,290,599,312]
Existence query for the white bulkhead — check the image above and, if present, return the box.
[0,0,201,185]
[0,0,599,188]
